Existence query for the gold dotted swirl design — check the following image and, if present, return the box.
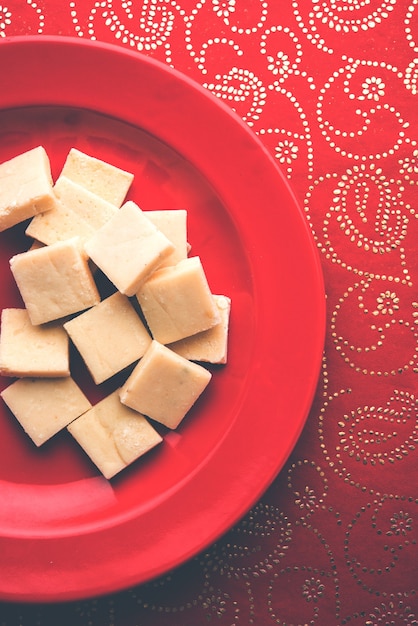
[260,24,317,93]
[71,0,181,62]
[201,504,292,580]
[0,0,44,35]
[0,4,12,35]
[286,459,329,521]
[260,25,307,83]
[292,0,396,55]
[266,522,340,623]
[398,147,418,184]
[317,357,418,488]
[304,164,415,283]
[211,0,268,34]
[259,95,314,178]
[319,381,418,485]
[128,558,241,620]
[344,495,418,595]
[365,599,418,626]
[268,568,333,623]
[188,37,244,75]
[404,58,418,95]
[203,68,266,127]
[184,0,267,75]
[405,0,418,53]
[331,281,418,376]
[338,390,418,465]
[257,26,316,177]
[317,58,412,160]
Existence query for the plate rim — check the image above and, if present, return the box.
[0,35,326,602]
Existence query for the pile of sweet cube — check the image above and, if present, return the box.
[0,146,230,479]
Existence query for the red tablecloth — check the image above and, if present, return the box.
[1,0,418,624]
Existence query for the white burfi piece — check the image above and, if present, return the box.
[26,176,119,245]
[53,177,119,228]
[145,209,188,267]
[10,237,100,325]
[136,256,220,345]
[168,295,231,364]
[85,201,175,297]
[1,377,91,446]
[120,340,212,430]
[0,146,57,232]
[25,193,95,246]
[67,389,162,479]
[0,308,70,377]
[60,148,134,207]
[64,291,152,384]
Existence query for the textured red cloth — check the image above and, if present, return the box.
[1,1,418,624]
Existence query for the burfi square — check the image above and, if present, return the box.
[67,390,162,479]
[120,340,212,429]
[168,295,231,364]
[0,146,57,232]
[60,148,134,207]
[145,209,188,267]
[53,176,119,228]
[85,201,175,296]
[136,256,220,344]
[0,308,70,377]
[64,291,152,384]
[26,176,119,246]
[10,237,100,325]
[26,192,95,246]
[1,377,91,446]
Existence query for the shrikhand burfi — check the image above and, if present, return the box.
[136,256,220,345]
[168,295,231,364]
[59,148,134,207]
[1,376,91,446]
[120,340,212,430]
[67,389,163,479]
[53,176,119,228]
[64,291,152,384]
[0,146,57,232]
[25,194,95,246]
[0,308,70,377]
[145,209,188,267]
[26,175,119,245]
[9,237,100,325]
[84,201,175,296]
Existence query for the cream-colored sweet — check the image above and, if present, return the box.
[25,194,94,246]
[1,376,91,446]
[26,176,119,245]
[60,148,134,207]
[120,340,212,429]
[0,308,70,377]
[136,256,220,345]
[10,237,100,325]
[64,291,152,384]
[54,177,119,228]
[85,201,175,296]
[67,389,162,479]
[145,209,188,267]
[168,295,231,364]
[0,146,57,232]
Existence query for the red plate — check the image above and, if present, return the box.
[0,36,325,602]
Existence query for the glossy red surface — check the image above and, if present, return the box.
[0,37,325,602]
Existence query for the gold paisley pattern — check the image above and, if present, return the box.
[1,1,418,624]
